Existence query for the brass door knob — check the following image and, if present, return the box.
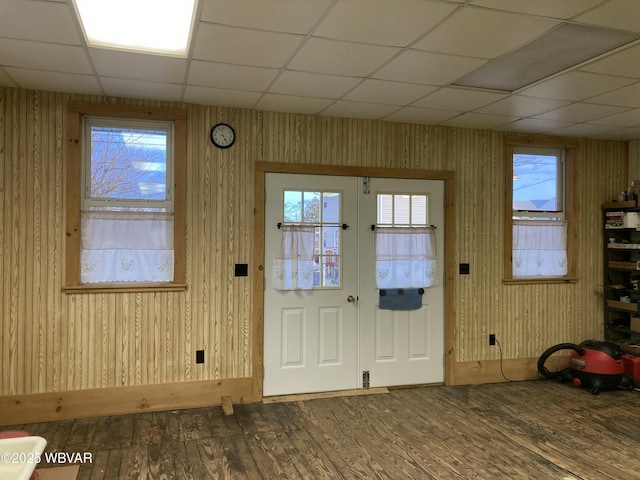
[347,295,357,303]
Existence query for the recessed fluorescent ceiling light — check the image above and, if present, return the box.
[454,23,640,92]
[72,0,197,57]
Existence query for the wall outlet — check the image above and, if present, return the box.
[489,334,496,346]
[196,350,205,364]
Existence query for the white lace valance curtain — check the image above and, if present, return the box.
[81,211,174,284]
[375,226,437,289]
[272,225,316,290]
[513,220,567,278]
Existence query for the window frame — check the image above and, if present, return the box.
[64,102,187,293]
[82,116,174,212]
[503,137,577,284]
[281,188,344,290]
[376,192,430,227]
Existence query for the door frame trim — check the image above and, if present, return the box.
[252,163,455,399]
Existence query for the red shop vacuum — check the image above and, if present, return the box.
[537,340,639,395]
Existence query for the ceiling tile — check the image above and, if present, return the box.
[518,71,636,101]
[343,79,437,105]
[193,24,303,68]
[373,50,486,85]
[548,123,626,137]
[0,0,81,44]
[100,77,184,102]
[499,118,573,134]
[587,82,640,108]
[589,108,640,127]
[579,44,640,79]
[0,38,92,74]
[593,126,640,140]
[413,7,559,59]
[440,112,518,129]
[574,0,640,33]
[188,61,278,91]
[533,102,630,123]
[184,85,261,108]
[469,0,603,18]
[383,106,460,125]
[476,95,571,116]
[90,49,187,83]
[321,101,399,120]
[314,0,458,47]
[201,0,331,34]
[288,38,400,77]
[5,68,101,95]
[0,68,17,87]
[270,70,361,98]
[413,87,507,111]
[255,93,334,115]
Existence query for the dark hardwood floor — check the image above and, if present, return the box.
[7,380,640,479]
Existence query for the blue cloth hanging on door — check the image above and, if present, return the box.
[379,288,424,310]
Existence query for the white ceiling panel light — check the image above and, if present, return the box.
[454,23,640,92]
[72,0,198,57]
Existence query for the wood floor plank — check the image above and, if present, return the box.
[131,411,161,445]
[65,416,98,447]
[118,444,149,479]
[147,441,175,479]
[172,440,206,480]
[90,414,134,449]
[102,447,124,479]
[225,434,263,479]
[9,381,640,479]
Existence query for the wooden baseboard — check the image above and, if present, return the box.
[0,377,257,426]
[453,357,544,385]
[263,387,389,404]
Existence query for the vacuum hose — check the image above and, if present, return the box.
[537,343,585,379]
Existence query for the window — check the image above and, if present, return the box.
[505,140,576,282]
[272,190,342,290]
[377,193,428,226]
[65,103,186,291]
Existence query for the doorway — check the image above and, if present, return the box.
[263,173,445,396]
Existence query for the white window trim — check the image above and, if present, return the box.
[82,116,174,212]
[512,146,565,221]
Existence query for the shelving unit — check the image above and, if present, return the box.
[603,200,640,342]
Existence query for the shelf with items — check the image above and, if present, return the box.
[603,201,640,342]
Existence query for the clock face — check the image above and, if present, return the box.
[210,123,235,149]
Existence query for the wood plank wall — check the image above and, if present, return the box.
[0,86,628,400]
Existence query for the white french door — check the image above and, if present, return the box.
[263,173,444,396]
[358,177,445,388]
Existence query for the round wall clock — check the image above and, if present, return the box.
[210,123,235,149]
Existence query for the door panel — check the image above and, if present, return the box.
[282,308,304,367]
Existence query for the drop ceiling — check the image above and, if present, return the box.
[4,0,640,140]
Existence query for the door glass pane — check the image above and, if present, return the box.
[323,192,340,222]
[282,189,342,289]
[284,191,302,222]
[378,193,429,226]
[377,194,393,224]
[303,191,321,222]
[394,195,411,224]
[411,195,428,225]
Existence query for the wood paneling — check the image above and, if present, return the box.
[0,86,629,417]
